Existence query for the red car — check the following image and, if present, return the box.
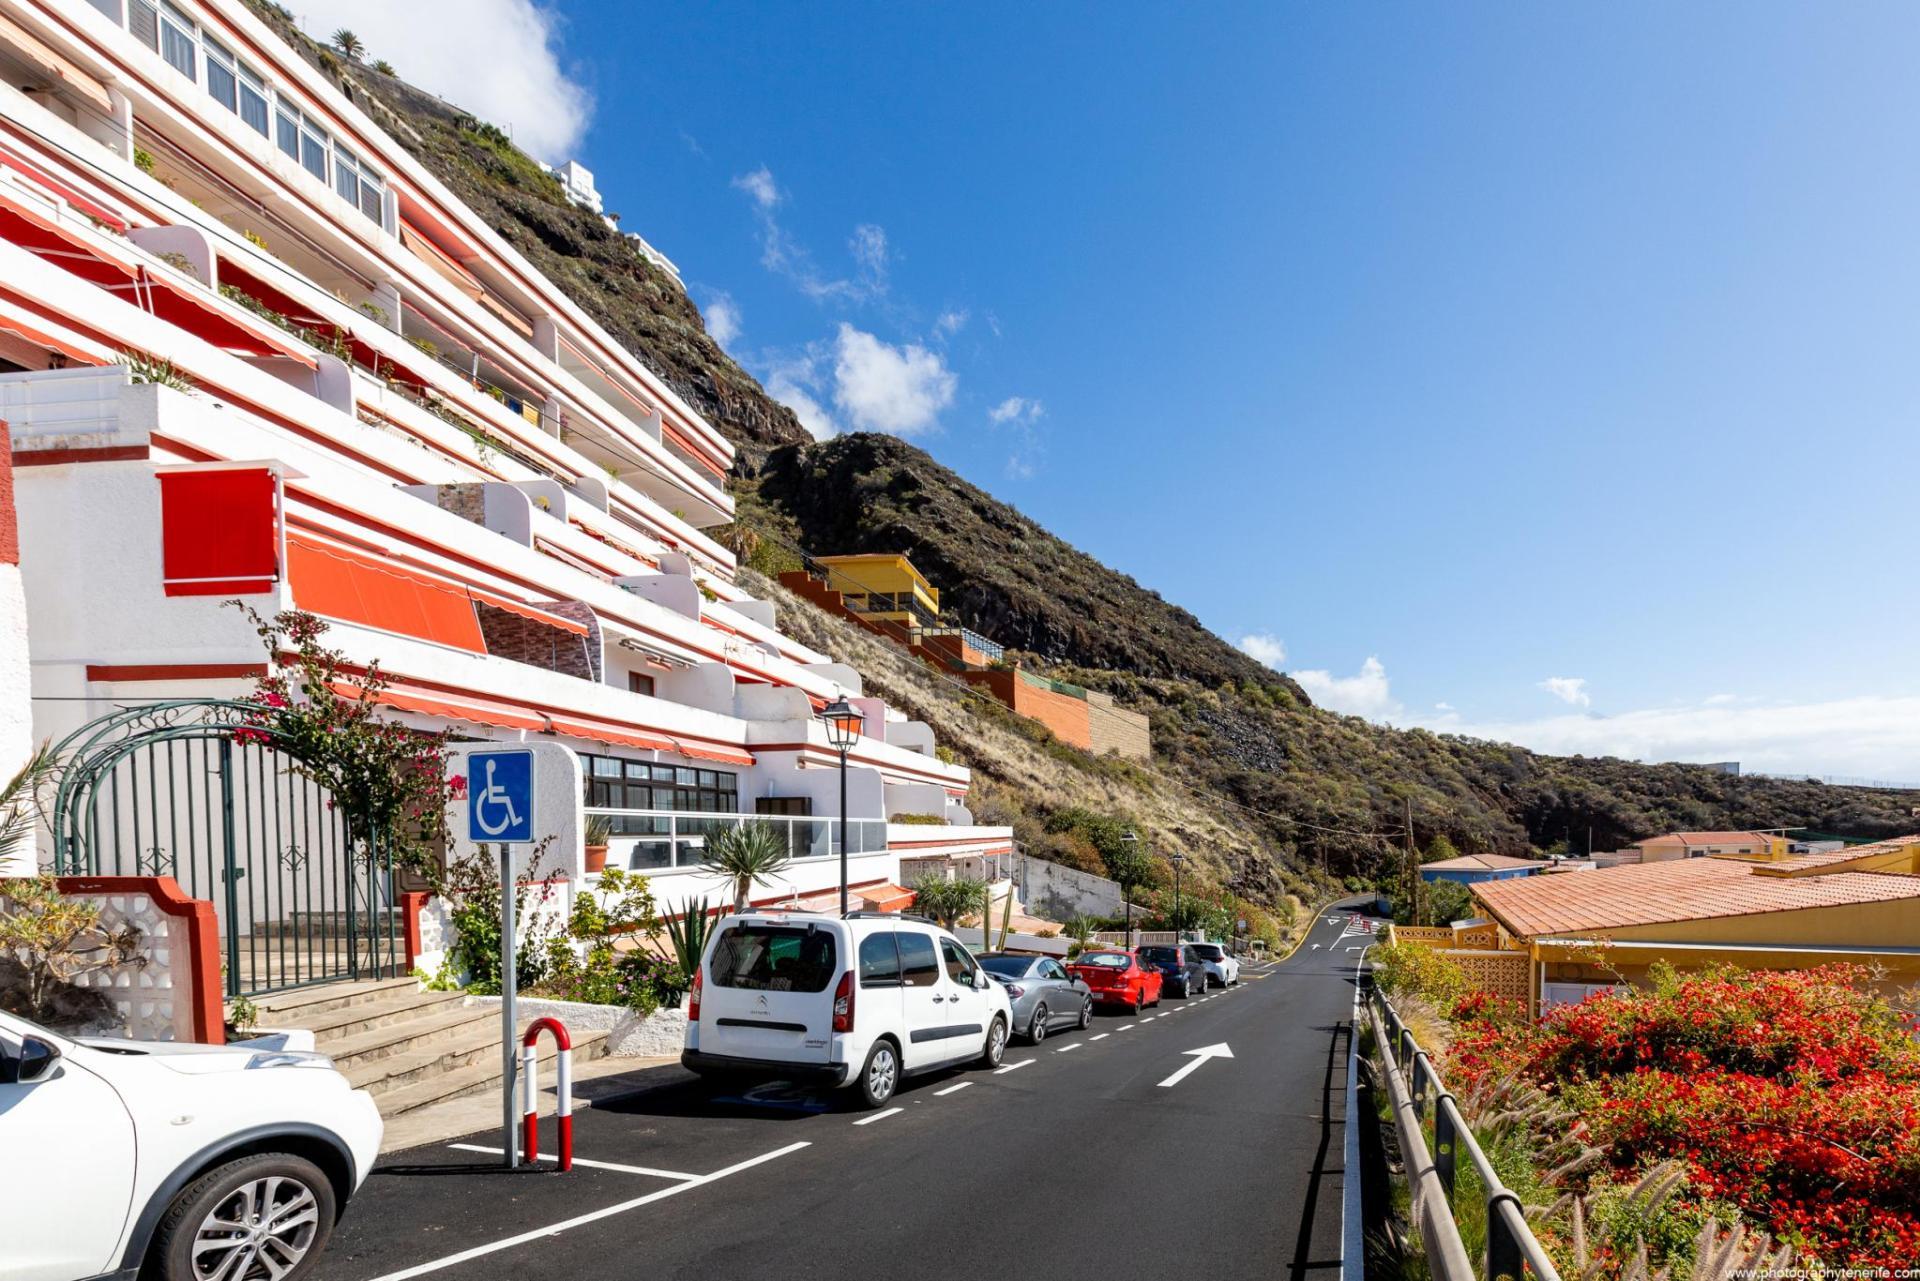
[1067,949,1162,1013]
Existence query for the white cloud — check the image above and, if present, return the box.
[703,293,742,346]
[934,309,969,339]
[986,396,1045,478]
[988,396,1042,425]
[1539,676,1591,707]
[732,165,781,211]
[830,324,955,435]
[1416,695,1920,782]
[766,353,838,441]
[1237,633,1288,669]
[1294,656,1400,720]
[731,168,888,304]
[300,0,590,161]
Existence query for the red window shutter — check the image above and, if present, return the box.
[159,468,280,596]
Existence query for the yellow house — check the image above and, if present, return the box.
[1465,835,1920,1010]
[1627,829,1787,862]
[813,553,941,629]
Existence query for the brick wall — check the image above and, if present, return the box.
[433,482,487,524]
[475,602,593,680]
[961,669,1092,750]
[1085,690,1151,761]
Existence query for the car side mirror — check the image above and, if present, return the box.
[1,1037,60,1085]
[974,972,991,991]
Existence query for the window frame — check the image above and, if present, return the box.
[858,933,903,989]
[896,932,940,989]
[159,1,197,79]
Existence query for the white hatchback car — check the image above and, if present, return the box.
[0,1009,382,1281]
[683,911,1013,1107]
[1187,941,1241,987]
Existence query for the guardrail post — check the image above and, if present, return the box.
[1433,1096,1457,1198]
[1411,1052,1429,1119]
[1486,1191,1525,1281]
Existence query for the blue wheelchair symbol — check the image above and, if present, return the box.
[467,750,534,843]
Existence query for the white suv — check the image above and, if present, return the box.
[1187,941,1241,987]
[683,911,1013,1108]
[1,1009,382,1281]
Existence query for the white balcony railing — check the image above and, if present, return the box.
[588,809,889,875]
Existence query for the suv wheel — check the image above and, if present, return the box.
[980,1017,1007,1068]
[858,1039,899,1108]
[152,1152,336,1281]
[1028,1004,1049,1044]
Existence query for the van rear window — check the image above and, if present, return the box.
[709,926,837,993]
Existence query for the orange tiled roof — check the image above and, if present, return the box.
[1472,851,1920,938]
[1636,831,1775,846]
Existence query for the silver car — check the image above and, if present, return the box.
[978,953,1093,1044]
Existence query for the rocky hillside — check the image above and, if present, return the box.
[257,13,1920,903]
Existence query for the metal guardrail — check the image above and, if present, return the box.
[1363,976,1563,1281]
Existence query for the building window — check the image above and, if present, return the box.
[627,671,655,697]
[298,113,329,183]
[756,796,811,817]
[581,754,737,814]
[332,144,361,207]
[238,65,270,135]
[159,3,197,79]
[129,0,159,50]
[204,36,238,112]
[275,102,299,161]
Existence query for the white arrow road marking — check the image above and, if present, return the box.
[994,1059,1033,1075]
[854,1108,904,1126]
[1157,1043,1235,1089]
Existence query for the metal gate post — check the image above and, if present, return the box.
[217,737,241,998]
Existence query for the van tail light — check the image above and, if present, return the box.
[689,967,703,1021]
[832,970,855,1033]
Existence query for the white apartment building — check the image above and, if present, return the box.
[0,0,1008,995]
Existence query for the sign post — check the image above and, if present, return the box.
[468,750,535,1171]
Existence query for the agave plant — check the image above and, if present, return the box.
[657,895,718,997]
[707,821,789,912]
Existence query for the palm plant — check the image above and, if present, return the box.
[909,875,986,930]
[707,821,789,912]
[656,895,718,997]
[0,743,54,868]
[330,29,364,60]
[370,59,396,76]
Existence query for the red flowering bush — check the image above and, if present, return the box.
[1445,963,1920,1268]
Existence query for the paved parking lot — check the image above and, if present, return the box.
[316,912,1365,1281]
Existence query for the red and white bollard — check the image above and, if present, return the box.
[518,1017,573,1172]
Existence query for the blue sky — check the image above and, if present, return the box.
[309,2,1920,778]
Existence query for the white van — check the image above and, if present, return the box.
[682,911,1013,1107]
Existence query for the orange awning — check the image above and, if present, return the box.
[331,680,754,767]
[287,533,487,653]
[859,884,916,913]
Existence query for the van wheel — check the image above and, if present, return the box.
[980,1017,1008,1068]
[1027,1005,1049,1044]
[151,1152,336,1281]
[858,1039,899,1108]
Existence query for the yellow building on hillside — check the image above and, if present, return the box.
[814,553,942,629]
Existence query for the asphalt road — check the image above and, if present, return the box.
[314,906,1376,1281]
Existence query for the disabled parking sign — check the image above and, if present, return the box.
[467,750,534,843]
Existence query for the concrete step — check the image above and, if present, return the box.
[256,988,470,1041]
[322,1005,504,1073]
[370,1029,610,1113]
[250,977,421,1021]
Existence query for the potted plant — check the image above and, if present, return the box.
[584,814,614,874]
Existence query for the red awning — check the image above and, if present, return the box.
[330,680,753,766]
[128,270,305,361]
[0,142,126,230]
[0,198,133,287]
[287,533,488,653]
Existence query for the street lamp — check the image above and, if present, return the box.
[819,695,863,917]
[1121,829,1140,950]
[1169,850,1187,941]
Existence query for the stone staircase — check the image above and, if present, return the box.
[251,978,610,1119]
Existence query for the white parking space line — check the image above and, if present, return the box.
[1055,1042,1083,1053]
[445,1145,697,1181]
[853,1107,905,1126]
[994,1059,1034,1075]
[1090,1033,1110,1041]
[1116,1023,1136,1032]
[1140,1015,1157,1022]
[365,1142,812,1281]
[934,1081,973,1096]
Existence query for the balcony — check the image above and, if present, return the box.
[586,808,889,875]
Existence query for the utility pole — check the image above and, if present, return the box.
[1405,797,1419,926]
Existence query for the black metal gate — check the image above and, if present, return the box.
[48,701,400,998]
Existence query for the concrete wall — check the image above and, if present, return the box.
[1085,690,1150,761]
[1019,857,1125,920]
[0,424,32,876]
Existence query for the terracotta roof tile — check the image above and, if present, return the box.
[1472,853,1920,938]
[1422,853,1543,872]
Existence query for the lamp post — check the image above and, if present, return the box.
[819,695,863,917]
[1121,829,1140,950]
[1169,850,1187,941]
